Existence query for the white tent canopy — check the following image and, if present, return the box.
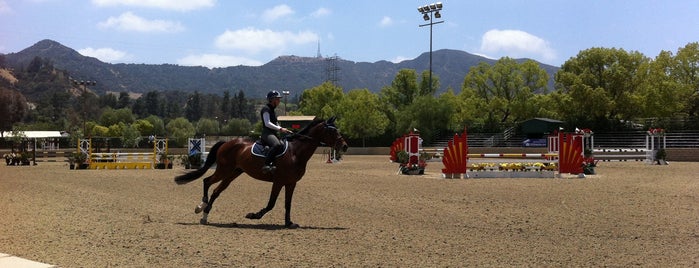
[1,131,68,138]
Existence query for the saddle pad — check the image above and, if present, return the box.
[251,141,289,158]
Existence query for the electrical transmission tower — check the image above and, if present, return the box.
[325,54,340,86]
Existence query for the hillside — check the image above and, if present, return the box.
[3,39,559,97]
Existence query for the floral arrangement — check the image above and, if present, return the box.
[647,128,665,136]
[575,128,594,137]
[469,162,557,172]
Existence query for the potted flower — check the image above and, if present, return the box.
[654,149,667,165]
[156,152,174,169]
[72,152,89,169]
[187,153,203,169]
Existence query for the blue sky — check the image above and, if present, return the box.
[1,0,698,68]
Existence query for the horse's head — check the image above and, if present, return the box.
[319,116,348,153]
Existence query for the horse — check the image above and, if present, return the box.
[174,117,348,228]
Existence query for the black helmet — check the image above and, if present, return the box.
[267,90,282,101]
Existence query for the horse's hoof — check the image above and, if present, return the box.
[199,218,208,225]
[245,212,259,219]
[285,222,300,229]
[195,202,208,214]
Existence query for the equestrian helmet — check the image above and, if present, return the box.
[267,90,282,101]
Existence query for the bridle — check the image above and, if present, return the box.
[287,122,345,149]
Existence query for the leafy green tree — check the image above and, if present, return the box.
[100,107,134,126]
[185,91,202,122]
[419,70,439,96]
[92,125,110,137]
[107,122,125,137]
[380,69,420,110]
[166,117,195,147]
[99,93,118,108]
[143,115,165,136]
[132,119,154,137]
[298,81,343,118]
[121,124,141,147]
[336,89,389,147]
[144,91,164,117]
[672,42,699,117]
[196,118,220,136]
[555,47,649,129]
[395,95,452,144]
[0,87,28,132]
[636,50,688,119]
[221,118,253,136]
[116,92,131,109]
[221,90,231,121]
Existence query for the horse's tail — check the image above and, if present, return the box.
[174,141,225,185]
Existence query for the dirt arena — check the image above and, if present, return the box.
[1,155,698,267]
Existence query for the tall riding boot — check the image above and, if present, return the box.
[262,145,281,173]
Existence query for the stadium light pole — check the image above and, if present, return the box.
[418,2,444,92]
[282,90,290,115]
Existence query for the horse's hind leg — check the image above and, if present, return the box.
[195,175,221,214]
[200,168,243,224]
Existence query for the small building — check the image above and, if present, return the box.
[519,118,564,147]
[278,116,316,131]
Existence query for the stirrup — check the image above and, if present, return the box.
[262,164,276,173]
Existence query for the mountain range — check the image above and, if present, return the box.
[2,39,559,97]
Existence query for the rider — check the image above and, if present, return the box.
[261,90,292,173]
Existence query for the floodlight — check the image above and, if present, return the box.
[436,2,443,9]
[434,11,441,18]
[423,14,429,20]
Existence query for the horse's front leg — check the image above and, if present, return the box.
[246,182,283,221]
[284,182,299,229]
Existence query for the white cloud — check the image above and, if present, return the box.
[215,27,318,54]
[92,0,215,12]
[78,47,130,62]
[98,12,184,32]
[379,16,394,27]
[0,0,12,13]
[391,56,410,63]
[178,54,262,68]
[479,29,556,62]
[261,4,294,23]
[311,7,330,18]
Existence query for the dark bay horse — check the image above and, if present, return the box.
[174,117,348,228]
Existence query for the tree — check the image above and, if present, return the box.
[461,58,551,131]
[185,91,202,122]
[221,118,253,136]
[221,90,231,121]
[144,91,163,117]
[121,123,141,148]
[132,119,154,137]
[166,117,195,147]
[336,89,389,147]
[298,81,344,118]
[672,42,699,117]
[100,107,134,127]
[395,95,452,144]
[143,115,165,136]
[554,47,649,129]
[380,69,420,110]
[116,92,131,109]
[196,118,220,136]
[419,70,439,96]
[0,88,28,132]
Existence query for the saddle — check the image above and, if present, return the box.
[251,140,289,158]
